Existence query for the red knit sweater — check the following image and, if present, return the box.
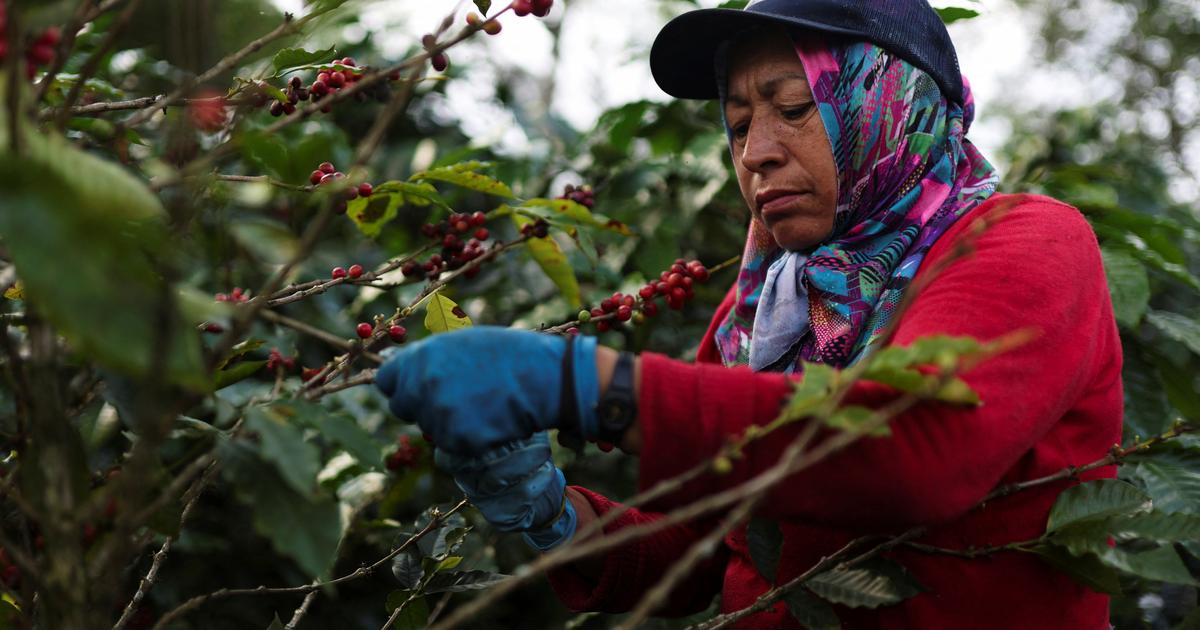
[548,194,1124,629]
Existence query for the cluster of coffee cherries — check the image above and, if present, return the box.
[0,2,60,80]
[264,348,296,373]
[330,263,365,280]
[266,57,395,116]
[465,12,503,35]
[578,259,710,332]
[386,435,422,471]
[512,0,554,17]
[215,287,250,303]
[520,218,551,239]
[309,162,375,214]
[356,321,407,344]
[557,183,594,208]
[403,211,492,281]
[421,34,452,73]
[188,90,227,132]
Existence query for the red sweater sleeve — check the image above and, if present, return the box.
[637,195,1123,527]
[545,487,727,615]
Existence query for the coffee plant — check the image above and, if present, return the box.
[0,1,1196,629]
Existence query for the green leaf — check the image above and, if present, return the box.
[512,213,581,309]
[424,569,509,593]
[1101,249,1150,328]
[392,551,424,589]
[216,338,267,370]
[1128,448,1200,514]
[245,405,322,497]
[1109,511,1200,542]
[1028,544,1122,595]
[717,0,749,8]
[935,6,980,24]
[0,152,207,391]
[522,198,633,236]
[1096,544,1198,585]
[229,218,299,264]
[215,360,268,390]
[779,363,838,421]
[410,161,513,198]
[313,414,384,469]
[267,614,285,630]
[347,182,442,238]
[746,518,783,584]
[219,439,343,578]
[424,293,473,334]
[1046,480,1152,533]
[784,588,843,630]
[1147,311,1200,358]
[823,405,891,437]
[933,377,981,405]
[272,45,337,72]
[383,591,429,630]
[472,0,492,14]
[240,131,290,181]
[805,558,923,609]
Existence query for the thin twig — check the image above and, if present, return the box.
[121,14,300,130]
[33,0,95,104]
[618,495,762,629]
[150,499,468,630]
[54,0,145,131]
[111,462,217,630]
[258,309,384,364]
[285,590,318,630]
[214,174,313,192]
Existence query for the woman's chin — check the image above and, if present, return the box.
[770,223,831,253]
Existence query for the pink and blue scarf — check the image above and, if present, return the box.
[714,36,1000,371]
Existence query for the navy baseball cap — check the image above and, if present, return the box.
[650,0,965,105]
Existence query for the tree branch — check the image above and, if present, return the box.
[149,499,468,630]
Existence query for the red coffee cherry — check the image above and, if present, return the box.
[331,266,347,279]
[388,325,407,343]
[319,162,336,174]
[358,182,374,197]
[401,261,421,277]
[512,0,533,16]
[667,273,685,288]
[309,170,325,185]
[483,20,502,35]
[431,53,449,72]
[639,285,656,300]
[595,320,611,333]
[473,228,489,241]
[348,264,364,279]
[616,305,632,321]
[642,302,659,317]
[470,211,487,226]
[356,323,373,339]
[600,298,615,313]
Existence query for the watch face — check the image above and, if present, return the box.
[598,401,622,421]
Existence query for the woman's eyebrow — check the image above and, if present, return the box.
[726,71,809,106]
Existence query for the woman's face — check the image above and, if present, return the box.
[724,29,838,252]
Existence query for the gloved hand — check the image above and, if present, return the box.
[374,326,599,455]
[435,432,576,551]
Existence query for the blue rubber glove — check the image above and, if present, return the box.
[374,326,599,455]
[435,432,576,552]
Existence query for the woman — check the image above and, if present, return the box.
[375,0,1123,627]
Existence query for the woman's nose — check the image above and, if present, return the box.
[739,118,787,173]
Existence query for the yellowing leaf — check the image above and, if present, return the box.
[410,161,514,199]
[511,214,581,309]
[347,182,442,238]
[523,198,633,236]
[3,282,23,300]
[424,294,472,334]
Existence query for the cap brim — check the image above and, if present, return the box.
[650,8,862,100]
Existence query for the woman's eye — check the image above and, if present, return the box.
[731,123,749,140]
[782,104,813,120]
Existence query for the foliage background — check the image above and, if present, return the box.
[0,0,1198,628]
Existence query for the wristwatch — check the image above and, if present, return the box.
[557,339,637,451]
[594,350,637,445]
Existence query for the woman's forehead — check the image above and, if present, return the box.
[725,31,810,99]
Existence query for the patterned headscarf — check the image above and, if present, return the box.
[714,35,999,371]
